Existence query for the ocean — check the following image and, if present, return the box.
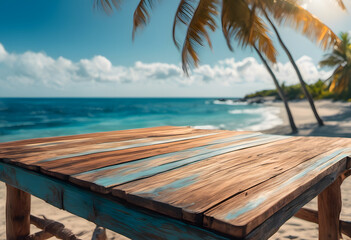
[0,98,283,143]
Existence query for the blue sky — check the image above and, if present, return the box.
[0,0,350,97]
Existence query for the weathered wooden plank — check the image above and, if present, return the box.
[1,127,210,167]
[70,132,264,192]
[0,125,185,148]
[243,171,344,240]
[0,162,229,240]
[112,137,349,224]
[37,132,270,179]
[6,184,31,240]
[0,127,215,161]
[4,131,229,174]
[36,132,228,163]
[27,132,220,164]
[203,148,350,238]
[0,129,207,158]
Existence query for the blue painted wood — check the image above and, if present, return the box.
[223,148,351,221]
[111,136,347,226]
[72,134,287,190]
[0,125,184,149]
[71,133,261,179]
[0,162,229,240]
[200,147,350,238]
[37,132,220,163]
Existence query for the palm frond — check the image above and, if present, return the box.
[331,66,348,92]
[94,0,121,14]
[221,0,250,51]
[181,0,219,74]
[173,0,195,49]
[249,11,277,63]
[335,0,346,10]
[221,0,276,63]
[132,0,159,40]
[319,53,345,67]
[320,32,351,94]
[264,0,340,50]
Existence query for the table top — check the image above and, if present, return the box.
[1,126,351,239]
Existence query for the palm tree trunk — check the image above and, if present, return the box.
[254,46,298,133]
[264,11,324,126]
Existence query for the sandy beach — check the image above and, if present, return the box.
[1,99,351,239]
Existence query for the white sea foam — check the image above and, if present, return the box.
[228,108,268,114]
[192,124,227,130]
[229,106,283,131]
[192,125,220,130]
[213,99,248,106]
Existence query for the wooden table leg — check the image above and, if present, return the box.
[318,177,342,240]
[6,184,31,240]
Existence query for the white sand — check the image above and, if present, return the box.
[265,100,351,137]
[1,99,351,239]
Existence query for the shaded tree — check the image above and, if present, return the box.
[320,32,351,99]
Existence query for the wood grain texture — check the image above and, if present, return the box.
[2,127,351,239]
[243,172,343,240]
[37,132,258,179]
[0,127,219,166]
[318,176,342,240]
[6,184,31,240]
[69,132,264,192]
[0,162,230,240]
[112,136,343,222]
[203,148,350,237]
[0,130,217,162]
[113,138,350,224]
[0,126,188,148]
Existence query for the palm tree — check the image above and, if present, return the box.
[96,0,341,71]
[248,0,343,126]
[254,45,298,133]
[264,12,325,125]
[164,0,299,133]
[320,32,351,98]
[95,0,341,131]
[219,1,298,133]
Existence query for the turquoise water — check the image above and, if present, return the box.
[0,98,283,142]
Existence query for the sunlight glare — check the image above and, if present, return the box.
[303,0,347,22]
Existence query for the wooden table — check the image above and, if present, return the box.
[1,126,351,240]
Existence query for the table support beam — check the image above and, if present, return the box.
[0,162,229,240]
[6,184,31,240]
[295,208,351,238]
[318,177,342,240]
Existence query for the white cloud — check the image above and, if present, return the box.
[0,44,7,61]
[273,55,331,85]
[0,42,331,93]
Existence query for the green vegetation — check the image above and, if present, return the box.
[245,80,343,101]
